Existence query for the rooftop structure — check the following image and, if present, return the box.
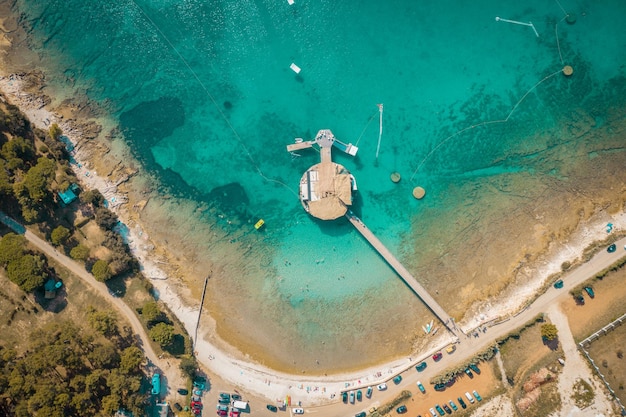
[287,129,358,220]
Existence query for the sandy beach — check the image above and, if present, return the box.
[2,0,626,406]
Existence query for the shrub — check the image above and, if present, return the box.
[149,323,175,347]
[91,260,112,282]
[70,244,90,261]
[541,323,558,341]
[49,123,62,140]
[50,225,71,246]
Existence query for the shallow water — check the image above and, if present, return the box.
[12,0,626,371]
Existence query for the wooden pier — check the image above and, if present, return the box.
[346,210,457,334]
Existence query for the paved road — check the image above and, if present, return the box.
[315,236,626,417]
[21,229,184,396]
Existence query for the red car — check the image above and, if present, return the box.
[191,401,202,409]
[229,409,240,417]
[432,352,443,361]
[216,410,227,416]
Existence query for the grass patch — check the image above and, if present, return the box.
[369,390,411,417]
[585,322,626,406]
[566,265,626,342]
[571,378,594,409]
[499,318,563,388]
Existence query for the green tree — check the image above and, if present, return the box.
[1,136,35,170]
[21,156,56,202]
[0,159,11,195]
[50,225,71,246]
[7,254,47,292]
[49,123,62,140]
[91,259,112,282]
[0,232,26,266]
[69,244,90,261]
[119,346,144,374]
[95,207,118,230]
[149,322,175,347]
[541,323,559,341]
[141,301,164,325]
[88,344,120,369]
[87,308,118,337]
[79,189,104,207]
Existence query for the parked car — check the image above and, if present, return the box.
[584,286,595,298]
[445,377,456,387]
[417,381,426,393]
[465,392,475,404]
[416,361,427,372]
[553,279,564,289]
[448,400,458,411]
[473,390,482,402]
[216,410,227,417]
[229,409,240,417]
[174,403,183,412]
[429,408,437,417]
[366,386,373,398]
[219,393,230,401]
[293,408,304,414]
[469,363,481,374]
[349,391,355,403]
[432,352,443,361]
[445,345,456,354]
[178,389,189,395]
[218,397,230,405]
[435,404,445,416]
[231,394,242,401]
[342,392,348,403]
[355,413,366,417]
[575,294,585,305]
[442,404,452,414]
[216,405,228,412]
[393,375,403,384]
[193,378,206,390]
[464,368,473,378]
[608,243,617,253]
[356,390,362,401]
[193,389,202,396]
[396,405,407,414]
[266,404,278,412]
[377,383,388,391]
[434,383,446,392]
[457,397,467,409]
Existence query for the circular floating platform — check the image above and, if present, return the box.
[412,186,426,199]
[562,65,574,76]
[566,13,577,25]
[391,172,401,183]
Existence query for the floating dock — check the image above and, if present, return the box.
[345,210,456,334]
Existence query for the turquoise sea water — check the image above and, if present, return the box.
[13,0,626,370]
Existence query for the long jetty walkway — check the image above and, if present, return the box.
[346,210,458,335]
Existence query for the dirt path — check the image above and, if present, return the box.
[22,229,185,397]
[547,304,613,416]
[494,350,510,388]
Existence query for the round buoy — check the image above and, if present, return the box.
[412,186,426,199]
[562,65,573,76]
[565,13,576,25]
[391,172,401,183]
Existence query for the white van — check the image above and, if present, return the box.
[232,400,248,410]
[465,392,475,404]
